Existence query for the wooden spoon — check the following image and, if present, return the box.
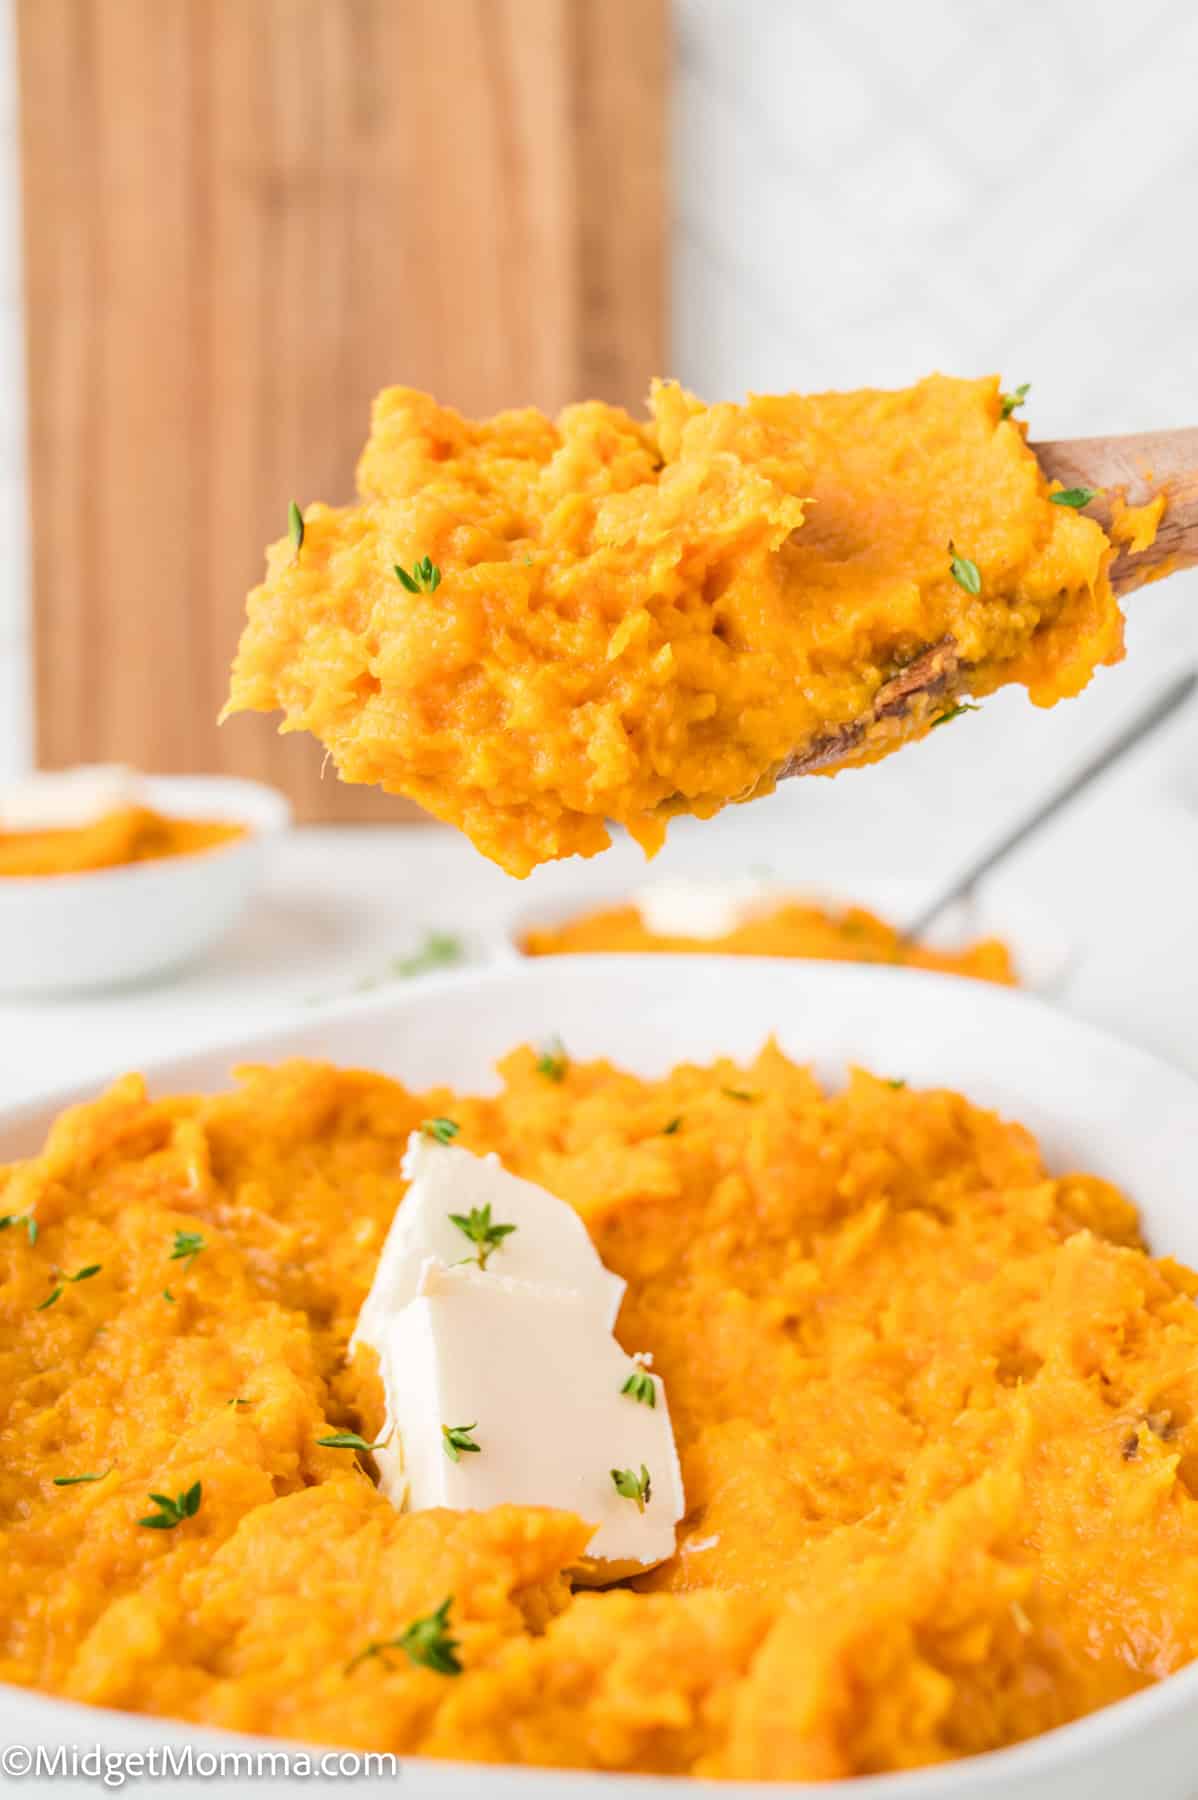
[779,429,1198,778]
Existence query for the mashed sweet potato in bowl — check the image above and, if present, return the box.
[4,958,1198,1799]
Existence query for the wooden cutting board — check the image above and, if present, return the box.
[18,0,667,821]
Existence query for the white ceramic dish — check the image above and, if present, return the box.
[3,957,1198,1799]
[496,872,1075,994]
[0,775,291,996]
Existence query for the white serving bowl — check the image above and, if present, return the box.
[3,957,1197,1799]
[0,774,291,995]
[497,872,1075,994]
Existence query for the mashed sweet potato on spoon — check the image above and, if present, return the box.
[224,376,1120,876]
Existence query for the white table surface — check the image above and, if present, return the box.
[1,679,1195,1111]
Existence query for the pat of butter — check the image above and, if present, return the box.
[352,1134,625,1356]
[354,1134,684,1584]
[0,765,145,832]
[634,876,785,940]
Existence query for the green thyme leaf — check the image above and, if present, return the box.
[36,1286,62,1311]
[930,701,981,730]
[662,1116,683,1135]
[394,556,442,595]
[288,500,305,556]
[448,1203,517,1271]
[0,1212,37,1244]
[535,1036,568,1082]
[999,382,1030,419]
[139,1480,202,1530]
[610,1464,652,1512]
[169,1229,205,1267]
[227,1398,251,1409]
[886,1078,907,1090]
[345,1595,462,1677]
[163,1289,176,1304]
[442,1422,481,1463]
[54,1467,111,1487]
[317,1431,389,1453]
[721,1087,755,1102]
[392,933,466,979]
[1049,486,1099,509]
[948,542,982,596]
[421,1117,460,1146]
[621,1369,657,1408]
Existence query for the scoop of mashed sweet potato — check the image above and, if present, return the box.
[223,376,1119,875]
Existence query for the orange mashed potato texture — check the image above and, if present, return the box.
[522,899,1017,985]
[4,1048,1198,1779]
[224,375,1120,876]
[0,809,244,878]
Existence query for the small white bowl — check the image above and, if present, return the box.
[498,874,1075,994]
[0,774,291,995]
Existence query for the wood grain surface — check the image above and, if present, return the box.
[19,0,667,820]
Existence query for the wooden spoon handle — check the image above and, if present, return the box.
[1033,428,1198,596]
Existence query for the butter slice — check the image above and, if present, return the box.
[353,1134,625,1357]
[375,1257,684,1584]
[634,876,785,940]
[0,765,145,832]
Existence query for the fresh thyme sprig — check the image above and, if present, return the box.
[169,1229,205,1269]
[317,1431,390,1453]
[948,542,982,596]
[393,933,465,978]
[394,556,442,595]
[930,701,981,730]
[139,1481,202,1530]
[441,1422,481,1463]
[421,1117,460,1146]
[610,1465,652,1512]
[1000,382,1030,420]
[448,1204,516,1271]
[345,1596,462,1677]
[621,1370,656,1408]
[36,1264,101,1311]
[535,1037,568,1082]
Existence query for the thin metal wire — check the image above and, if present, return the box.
[904,670,1198,941]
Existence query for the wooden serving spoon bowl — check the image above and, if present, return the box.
[779,428,1198,778]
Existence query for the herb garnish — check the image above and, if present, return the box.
[662,1116,683,1135]
[421,1117,460,1146]
[163,1289,176,1304]
[317,1431,390,1453]
[169,1229,205,1269]
[393,932,465,979]
[930,701,981,730]
[999,382,1030,420]
[442,1422,481,1463]
[887,1078,907,1090]
[1050,486,1099,509]
[0,1212,37,1245]
[288,500,304,558]
[227,1398,251,1409]
[448,1203,516,1270]
[621,1370,656,1408]
[948,542,982,595]
[721,1087,755,1102]
[610,1465,652,1512]
[394,556,442,595]
[139,1480,202,1530]
[535,1037,568,1082]
[36,1264,101,1311]
[54,1467,111,1487]
[345,1596,462,1677]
